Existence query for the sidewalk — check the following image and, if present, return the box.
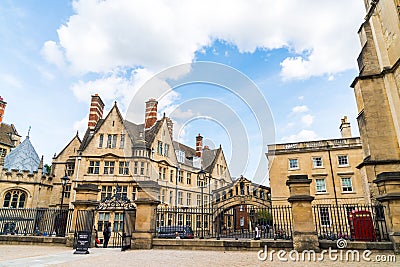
[0,245,397,267]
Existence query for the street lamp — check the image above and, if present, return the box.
[60,173,70,208]
[197,168,207,239]
[57,173,70,237]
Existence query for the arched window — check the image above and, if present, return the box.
[2,190,27,208]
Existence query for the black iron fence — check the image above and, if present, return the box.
[0,208,74,237]
[155,205,292,240]
[313,204,389,242]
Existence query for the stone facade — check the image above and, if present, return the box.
[0,137,54,208]
[51,94,233,240]
[266,118,367,206]
[351,0,400,202]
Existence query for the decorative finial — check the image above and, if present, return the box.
[27,126,31,138]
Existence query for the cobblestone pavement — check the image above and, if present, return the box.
[0,245,398,267]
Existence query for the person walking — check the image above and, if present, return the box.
[254,224,261,240]
[103,222,112,248]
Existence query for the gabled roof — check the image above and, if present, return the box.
[79,119,105,151]
[0,123,20,147]
[4,136,40,173]
[172,141,196,158]
[144,120,163,146]
[54,132,81,159]
[203,147,221,172]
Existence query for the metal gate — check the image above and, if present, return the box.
[96,188,136,250]
[73,210,95,249]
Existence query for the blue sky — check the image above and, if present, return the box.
[0,0,366,184]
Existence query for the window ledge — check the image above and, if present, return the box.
[315,192,328,195]
[341,191,356,194]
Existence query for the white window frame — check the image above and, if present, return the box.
[338,155,349,166]
[315,179,327,193]
[289,158,299,170]
[312,157,323,168]
[341,177,353,192]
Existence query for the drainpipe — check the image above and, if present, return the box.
[73,153,82,203]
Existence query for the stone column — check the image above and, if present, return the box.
[132,198,160,249]
[374,172,400,252]
[131,180,160,249]
[66,184,99,247]
[286,175,319,252]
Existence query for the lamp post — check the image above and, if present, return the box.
[60,173,70,208]
[58,173,70,237]
[197,168,206,239]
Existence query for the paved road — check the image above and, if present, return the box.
[0,245,397,267]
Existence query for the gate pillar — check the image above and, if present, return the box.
[66,184,99,247]
[132,198,160,249]
[131,180,160,249]
[374,172,400,252]
[286,175,319,252]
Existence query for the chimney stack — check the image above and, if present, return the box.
[145,98,158,129]
[88,94,105,130]
[196,133,203,157]
[0,96,7,124]
[340,116,352,138]
[166,117,173,138]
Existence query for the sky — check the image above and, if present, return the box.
[0,0,367,185]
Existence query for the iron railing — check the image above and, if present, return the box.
[155,205,292,240]
[313,204,389,242]
[0,208,74,237]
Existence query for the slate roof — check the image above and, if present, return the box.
[202,147,221,172]
[77,104,221,171]
[3,136,40,173]
[0,123,20,147]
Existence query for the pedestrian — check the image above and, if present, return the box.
[254,224,261,240]
[175,232,181,239]
[94,227,100,248]
[103,222,112,248]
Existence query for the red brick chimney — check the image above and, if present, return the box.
[145,98,158,129]
[88,94,105,130]
[196,133,203,157]
[0,96,6,124]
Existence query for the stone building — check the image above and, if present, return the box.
[52,94,233,232]
[0,136,53,208]
[351,0,400,203]
[0,96,21,165]
[266,117,366,206]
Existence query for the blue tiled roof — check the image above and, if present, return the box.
[3,137,40,173]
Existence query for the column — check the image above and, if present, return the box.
[374,172,400,252]
[286,174,319,252]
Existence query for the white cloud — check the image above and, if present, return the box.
[73,116,88,137]
[281,129,319,143]
[301,114,314,127]
[292,105,308,113]
[0,73,22,88]
[42,0,364,79]
[41,41,66,69]
[298,96,304,101]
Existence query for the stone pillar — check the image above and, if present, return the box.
[132,198,160,249]
[131,180,160,249]
[374,172,400,252]
[66,184,99,247]
[286,175,319,252]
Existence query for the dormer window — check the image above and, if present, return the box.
[120,134,125,149]
[157,141,163,155]
[99,134,104,148]
[107,134,117,148]
[175,150,185,163]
